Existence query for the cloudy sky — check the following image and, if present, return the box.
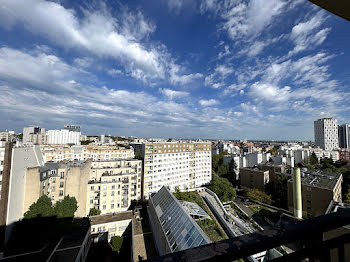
[0,0,349,140]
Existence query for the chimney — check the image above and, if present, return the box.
[293,167,302,219]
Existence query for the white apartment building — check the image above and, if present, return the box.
[314,118,339,151]
[339,124,350,149]
[245,152,271,167]
[40,145,134,162]
[23,126,46,144]
[47,129,81,145]
[139,142,212,199]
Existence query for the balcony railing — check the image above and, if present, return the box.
[145,208,350,262]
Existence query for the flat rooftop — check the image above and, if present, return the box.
[288,170,341,190]
[132,210,157,261]
[90,211,133,225]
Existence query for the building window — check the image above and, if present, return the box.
[59,190,64,196]
[90,199,93,204]
[60,172,64,179]
[91,186,94,190]
[111,204,114,209]
[60,181,64,188]
[103,205,106,210]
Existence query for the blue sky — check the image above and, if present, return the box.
[0,0,349,140]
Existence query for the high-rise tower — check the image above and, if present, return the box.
[314,118,338,151]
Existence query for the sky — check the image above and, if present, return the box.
[0,0,349,140]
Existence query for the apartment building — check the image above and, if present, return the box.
[339,124,350,149]
[287,171,343,217]
[90,211,133,242]
[47,129,81,145]
[40,144,134,162]
[23,126,47,145]
[239,168,270,191]
[314,118,339,151]
[88,159,142,214]
[0,131,14,142]
[35,160,91,217]
[0,145,44,242]
[134,142,211,199]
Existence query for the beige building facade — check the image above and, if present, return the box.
[40,144,134,162]
[88,159,142,214]
[135,142,211,199]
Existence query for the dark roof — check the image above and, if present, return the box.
[89,211,133,225]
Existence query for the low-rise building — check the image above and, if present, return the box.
[90,211,133,242]
[239,168,270,191]
[287,170,343,217]
[339,149,350,161]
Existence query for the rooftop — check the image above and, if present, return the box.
[89,211,133,225]
[179,200,211,220]
[288,170,342,190]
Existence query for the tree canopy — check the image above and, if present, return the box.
[89,207,101,216]
[247,188,272,204]
[208,174,236,202]
[24,195,78,219]
[54,196,78,218]
[24,195,54,219]
[309,152,318,165]
[111,236,123,253]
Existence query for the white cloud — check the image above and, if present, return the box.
[248,82,291,102]
[169,63,203,85]
[215,64,233,76]
[158,88,189,99]
[73,57,93,68]
[218,45,231,59]
[199,99,219,106]
[107,69,123,76]
[288,11,330,56]
[0,0,199,84]
[213,0,287,41]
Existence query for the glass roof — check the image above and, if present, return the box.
[150,186,210,252]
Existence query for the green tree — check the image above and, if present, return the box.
[265,174,288,209]
[53,195,78,218]
[89,207,101,216]
[309,152,318,165]
[208,174,236,202]
[24,195,54,219]
[81,140,91,145]
[111,236,123,253]
[267,148,278,156]
[212,154,221,171]
[228,159,237,175]
[217,164,229,177]
[247,188,272,204]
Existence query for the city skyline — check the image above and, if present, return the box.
[0,0,350,140]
